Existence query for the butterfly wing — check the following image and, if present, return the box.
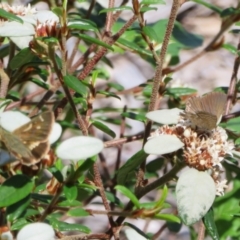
[183,92,226,131]
[13,111,54,142]
[0,127,38,165]
[0,111,54,165]
[199,92,227,120]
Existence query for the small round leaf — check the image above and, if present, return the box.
[144,135,184,155]
[146,108,183,125]
[176,168,216,225]
[56,136,104,161]
[17,223,55,240]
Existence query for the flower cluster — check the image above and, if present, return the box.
[0,3,36,16]
[150,121,234,195]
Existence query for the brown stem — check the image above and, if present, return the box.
[93,163,118,240]
[148,0,181,112]
[225,37,240,115]
[104,133,144,148]
[38,185,63,221]
[197,221,205,240]
[135,0,182,189]
[0,65,10,98]
[59,233,110,240]
[105,0,115,32]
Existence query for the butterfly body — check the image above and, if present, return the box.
[0,111,54,165]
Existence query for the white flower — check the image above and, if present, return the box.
[215,179,228,196]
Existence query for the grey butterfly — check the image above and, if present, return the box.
[181,92,227,131]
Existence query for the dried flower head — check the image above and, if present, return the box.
[35,20,61,38]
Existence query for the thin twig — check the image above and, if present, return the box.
[136,0,182,190]
[197,221,205,240]
[93,163,118,240]
[225,36,240,115]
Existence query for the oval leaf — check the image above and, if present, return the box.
[91,120,116,138]
[56,136,104,161]
[63,75,88,97]
[176,168,216,225]
[67,208,89,217]
[78,33,113,51]
[0,175,33,207]
[0,21,34,37]
[115,185,140,208]
[144,135,184,155]
[17,223,55,240]
[49,122,62,144]
[0,111,30,132]
[0,9,23,23]
[146,108,182,125]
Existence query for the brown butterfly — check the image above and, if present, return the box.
[0,111,54,165]
[181,92,227,131]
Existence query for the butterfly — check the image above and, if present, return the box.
[181,92,227,131]
[0,111,54,165]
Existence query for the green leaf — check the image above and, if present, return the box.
[91,120,116,138]
[220,7,240,18]
[73,157,97,179]
[222,44,238,54]
[9,48,36,70]
[7,195,30,222]
[140,6,158,13]
[68,20,98,32]
[213,175,240,238]
[107,82,124,91]
[141,0,165,4]
[11,218,29,231]
[0,175,33,207]
[154,213,181,223]
[64,75,88,97]
[78,33,114,51]
[121,112,146,122]
[115,185,140,208]
[7,90,20,100]
[165,87,197,97]
[146,158,165,173]
[117,38,152,56]
[142,26,159,42]
[0,9,23,23]
[172,22,203,48]
[235,138,240,145]
[99,6,132,14]
[97,90,121,100]
[49,218,91,233]
[225,117,240,133]
[117,150,148,185]
[31,193,56,203]
[58,200,82,207]
[48,167,64,183]
[155,185,168,208]
[63,185,78,201]
[166,221,182,232]
[104,191,123,207]
[67,208,89,217]
[0,44,10,59]
[191,0,222,14]
[52,7,63,17]
[203,208,220,240]
[30,78,49,90]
